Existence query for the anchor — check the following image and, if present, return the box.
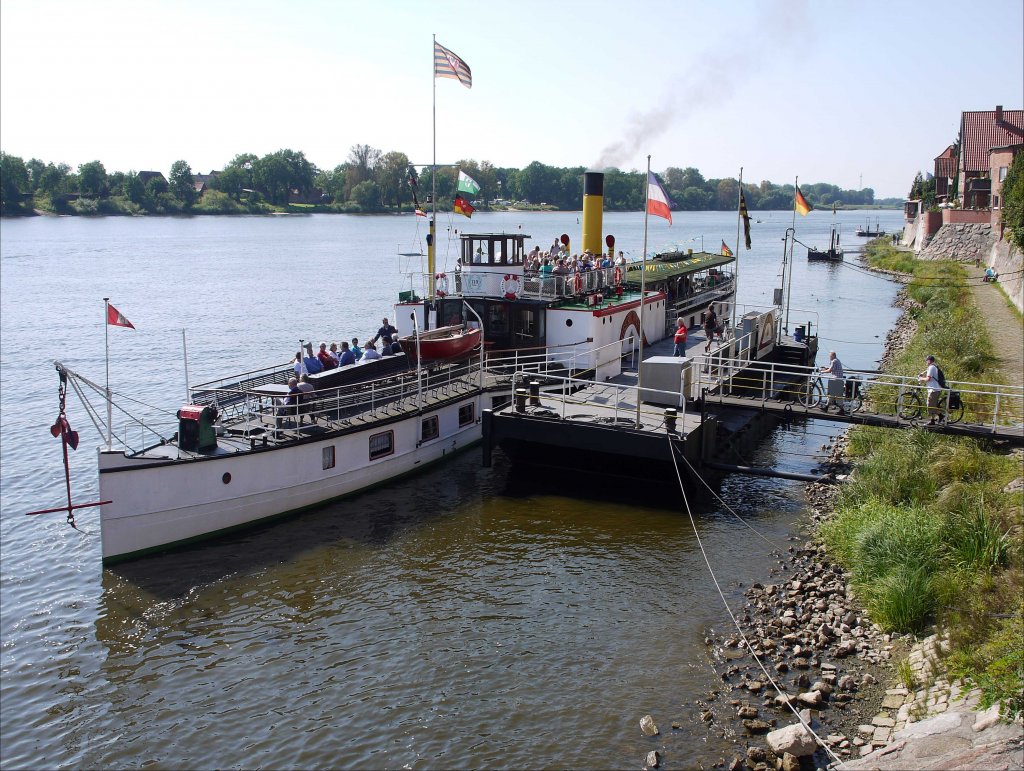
[25,366,110,529]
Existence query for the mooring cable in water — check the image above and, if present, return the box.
[672,447,784,552]
[666,435,846,769]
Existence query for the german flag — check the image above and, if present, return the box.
[454,193,474,218]
[721,240,733,258]
[794,186,813,216]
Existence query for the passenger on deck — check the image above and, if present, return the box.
[600,254,613,269]
[317,342,337,370]
[362,341,382,361]
[390,338,403,355]
[293,352,303,376]
[284,377,301,405]
[338,341,356,366]
[552,259,568,275]
[673,316,688,357]
[703,306,718,353]
[615,250,627,266]
[350,337,363,360]
[372,318,398,345]
[303,347,323,374]
[539,258,553,277]
[380,336,394,356]
[328,343,341,366]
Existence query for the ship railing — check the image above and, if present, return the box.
[251,357,484,439]
[506,369,689,430]
[485,336,637,380]
[518,267,621,300]
[689,355,1024,429]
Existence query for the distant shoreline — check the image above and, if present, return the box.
[2,203,903,220]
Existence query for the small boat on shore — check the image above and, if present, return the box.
[807,224,844,262]
[856,217,886,238]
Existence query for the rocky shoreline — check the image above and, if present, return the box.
[688,282,923,770]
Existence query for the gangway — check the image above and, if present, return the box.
[691,354,1024,445]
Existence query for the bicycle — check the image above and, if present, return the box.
[796,375,863,414]
[898,387,965,424]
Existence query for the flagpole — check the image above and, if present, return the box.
[429,34,437,303]
[636,155,651,429]
[732,167,743,334]
[103,297,112,450]
[785,175,799,332]
[182,328,191,405]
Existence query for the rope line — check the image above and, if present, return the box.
[666,437,846,768]
[677,453,784,551]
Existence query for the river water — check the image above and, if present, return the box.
[0,208,904,769]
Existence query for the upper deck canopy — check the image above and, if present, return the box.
[626,251,734,281]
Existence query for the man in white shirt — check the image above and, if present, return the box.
[820,350,845,413]
[918,355,942,425]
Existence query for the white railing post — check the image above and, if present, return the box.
[992,391,1000,431]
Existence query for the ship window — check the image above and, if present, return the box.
[369,431,394,460]
[323,446,335,470]
[458,403,475,427]
[421,416,439,442]
[565,318,573,327]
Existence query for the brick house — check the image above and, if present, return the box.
[957,106,1024,209]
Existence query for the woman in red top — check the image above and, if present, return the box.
[317,342,338,370]
[673,316,688,357]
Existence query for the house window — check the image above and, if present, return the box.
[999,166,1008,182]
[369,431,394,460]
[458,403,475,427]
[322,446,335,470]
[421,416,439,443]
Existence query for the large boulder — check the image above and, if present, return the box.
[766,722,818,757]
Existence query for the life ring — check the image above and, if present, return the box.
[572,272,583,294]
[613,266,623,285]
[435,272,448,297]
[500,273,521,300]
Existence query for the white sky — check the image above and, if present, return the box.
[1,0,1021,199]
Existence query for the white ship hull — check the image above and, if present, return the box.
[98,394,481,563]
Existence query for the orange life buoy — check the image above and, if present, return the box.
[613,266,623,284]
[572,272,583,294]
[435,272,448,297]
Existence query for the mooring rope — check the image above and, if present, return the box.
[666,435,846,768]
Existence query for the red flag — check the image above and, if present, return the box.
[646,171,672,224]
[453,194,475,218]
[107,303,135,329]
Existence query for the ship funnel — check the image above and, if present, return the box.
[581,171,603,256]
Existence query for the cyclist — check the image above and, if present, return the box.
[820,350,846,413]
[918,355,942,425]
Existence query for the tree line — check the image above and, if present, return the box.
[0,146,894,217]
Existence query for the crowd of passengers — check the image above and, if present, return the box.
[519,241,629,278]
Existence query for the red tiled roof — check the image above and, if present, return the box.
[960,109,1024,172]
[934,144,956,178]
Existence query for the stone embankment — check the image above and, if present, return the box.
[919,222,994,264]
[647,266,1021,771]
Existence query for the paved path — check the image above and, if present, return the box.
[967,265,1024,385]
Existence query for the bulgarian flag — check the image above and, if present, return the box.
[794,186,813,216]
[453,194,475,218]
[721,240,733,257]
[106,302,135,329]
[646,171,672,224]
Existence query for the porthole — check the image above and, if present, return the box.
[222,472,232,484]
[566,318,573,327]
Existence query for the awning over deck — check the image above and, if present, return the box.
[625,252,734,280]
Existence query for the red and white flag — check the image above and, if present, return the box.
[106,303,135,329]
[647,171,672,225]
[415,208,427,218]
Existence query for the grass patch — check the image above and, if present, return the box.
[822,247,1024,716]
